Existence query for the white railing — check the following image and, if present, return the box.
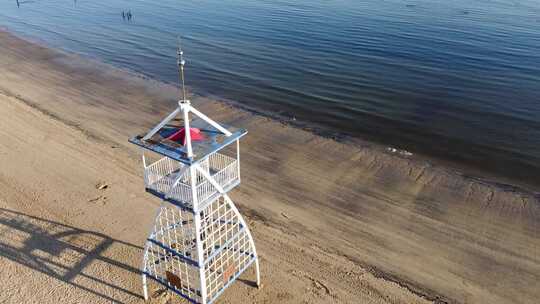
[144,157,181,193]
[144,153,239,208]
[196,159,238,204]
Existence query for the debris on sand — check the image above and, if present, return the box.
[95,182,109,190]
[88,195,107,205]
[386,147,413,157]
[88,196,102,203]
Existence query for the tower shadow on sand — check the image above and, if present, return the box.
[0,207,144,303]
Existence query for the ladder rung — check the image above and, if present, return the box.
[147,238,199,267]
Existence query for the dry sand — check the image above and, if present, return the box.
[0,29,538,304]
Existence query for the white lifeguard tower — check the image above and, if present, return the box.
[129,45,260,304]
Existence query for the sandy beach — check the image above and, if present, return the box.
[0,29,539,304]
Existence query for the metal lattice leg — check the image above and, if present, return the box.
[223,194,260,288]
[194,212,209,304]
[140,195,260,303]
[142,272,149,300]
[142,203,204,303]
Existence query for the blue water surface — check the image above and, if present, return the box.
[1,0,540,185]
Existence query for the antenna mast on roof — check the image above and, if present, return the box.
[177,37,187,102]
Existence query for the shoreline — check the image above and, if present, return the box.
[1,28,539,304]
[3,26,538,192]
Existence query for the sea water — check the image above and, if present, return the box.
[1,0,539,186]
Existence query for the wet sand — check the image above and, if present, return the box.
[0,29,538,304]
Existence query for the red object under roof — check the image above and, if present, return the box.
[167,128,205,145]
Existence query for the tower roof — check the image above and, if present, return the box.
[129,104,247,165]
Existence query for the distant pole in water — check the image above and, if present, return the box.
[16,0,19,8]
[177,37,187,102]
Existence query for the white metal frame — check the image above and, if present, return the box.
[139,105,260,304]
[137,44,259,303]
